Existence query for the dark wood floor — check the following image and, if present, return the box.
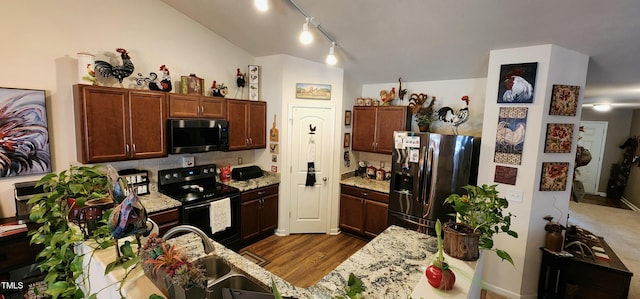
[580,193,631,210]
[240,233,368,288]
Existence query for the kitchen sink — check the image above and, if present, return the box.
[207,274,271,298]
[196,255,232,280]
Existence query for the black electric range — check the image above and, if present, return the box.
[158,164,242,251]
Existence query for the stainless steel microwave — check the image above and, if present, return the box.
[167,119,229,154]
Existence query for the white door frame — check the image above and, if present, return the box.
[285,103,338,234]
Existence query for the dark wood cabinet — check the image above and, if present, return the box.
[168,94,226,119]
[226,99,266,150]
[148,208,180,237]
[538,237,632,299]
[240,185,278,244]
[339,184,389,238]
[0,218,43,273]
[351,106,411,154]
[73,84,167,163]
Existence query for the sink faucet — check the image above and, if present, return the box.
[162,225,215,254]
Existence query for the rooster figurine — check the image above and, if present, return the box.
[148,65,172,92]
[94,48,135,87]
[437,96,470,135]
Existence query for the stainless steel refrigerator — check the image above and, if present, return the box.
[388,131,479,235]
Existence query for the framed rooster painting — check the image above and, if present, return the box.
[0,87,51,177]
[494,107,528,165]
[497,62,538,103]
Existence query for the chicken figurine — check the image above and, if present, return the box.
[437,96,470,135]
[82,63,98,85]
[94,48,135,87]
[148,65,172,92]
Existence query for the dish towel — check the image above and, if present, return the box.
[306,135,316,186]
[209,197,231,234]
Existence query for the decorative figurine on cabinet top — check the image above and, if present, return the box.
[148,65,172,92]
[233,68,246,99]
[210,80,228,97]
[94,48,135,88]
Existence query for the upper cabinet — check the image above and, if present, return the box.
[73,84,168,163]
[226,99,266,151]
[352,106,411,154]
[168,94,226,119]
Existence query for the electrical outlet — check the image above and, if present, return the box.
[506,189,523,202]
[182,156,194,168]
[238,157,243,165]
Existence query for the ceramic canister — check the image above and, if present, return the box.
[77,52,95,84]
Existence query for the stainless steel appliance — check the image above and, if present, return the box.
[158,164,241,251]
[167,119,229,154]
[388,131,479,235]
[14,181,47,222]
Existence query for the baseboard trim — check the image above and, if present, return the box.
[620,196,640,212]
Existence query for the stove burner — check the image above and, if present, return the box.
[158,164,239,204]
[182,184,204,192]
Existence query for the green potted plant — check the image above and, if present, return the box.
[443,184,518,265]
[28,165,111,299]
[415,108,435,132]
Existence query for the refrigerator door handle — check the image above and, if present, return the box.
[422,146,436,218]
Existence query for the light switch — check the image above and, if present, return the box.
[506,189,523,202]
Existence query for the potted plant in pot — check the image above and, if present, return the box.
[28,165,111,298]
[409,93,436,132]
[425,219,455,290]
[443,184,518,265]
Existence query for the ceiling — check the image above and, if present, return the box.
[161,0,640,109]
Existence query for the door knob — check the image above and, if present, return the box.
[323,177,328,182]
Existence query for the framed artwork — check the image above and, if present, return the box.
[248,65,260,101]
[540,162,570,191]
[494,107,528,165]
[544,123,574,153]
[549,85,580,116]
[497,62,538,103]
[0,87,51,177]
[345,110,352,125]
[494,165,518,185]
[344,133,351,148]
[269,143,279,154]
[181,75,205,95]
[296,83,332,100]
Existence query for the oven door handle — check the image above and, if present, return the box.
[183,196,236,210]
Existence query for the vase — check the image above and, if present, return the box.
[443,222,480,261]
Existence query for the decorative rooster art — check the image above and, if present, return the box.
[148,65,172,92]
[496,120,526,152]
[437,96,470,135]
[94,48,135,87]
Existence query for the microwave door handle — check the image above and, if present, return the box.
[216,122,223,143]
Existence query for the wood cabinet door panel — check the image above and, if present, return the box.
[339,194,364,234]
[260,193,278,234]
[241,199,261,240]
[168,94,199,118]
[351,107,376,152]
[227,100,249,150]
[129,91,167,159]
[363,200,389,238]
[248,102,266,148]
[200,97,226,119]
[76,86,129,163]
[375,107,408,154]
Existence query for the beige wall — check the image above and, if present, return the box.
[0,1,256,217]
[580,108,633,193]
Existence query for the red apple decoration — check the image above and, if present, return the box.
[426,219,456,290]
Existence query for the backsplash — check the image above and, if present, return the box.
[107,150,256,186]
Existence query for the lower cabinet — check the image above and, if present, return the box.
[240,184,278,244]
[339,184,389,238]
[148,208,180,237]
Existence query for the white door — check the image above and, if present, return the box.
[576,121,607,194]
[289,105,335,233]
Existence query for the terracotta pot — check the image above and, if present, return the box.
[443,222,481,261]
[419,124,430,132]
[425,263,455,290]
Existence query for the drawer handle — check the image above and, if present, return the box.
[362,192,368,196]
[257,191,265,195]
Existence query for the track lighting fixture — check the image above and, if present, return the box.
[326,42,337,65]
[300,17,313,45]
[255,0,268,12]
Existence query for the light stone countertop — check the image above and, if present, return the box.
[340,176,391,194]
[223,171,280,192]
[138,191,182,213]
[168,225,437,298]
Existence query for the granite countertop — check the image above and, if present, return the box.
[340,176,391,194]
[138,191,182,213]
[223,171,280,192]
[168,225,437,298]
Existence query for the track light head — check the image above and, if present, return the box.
[300,17,313,45]
[326,42,337,65]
